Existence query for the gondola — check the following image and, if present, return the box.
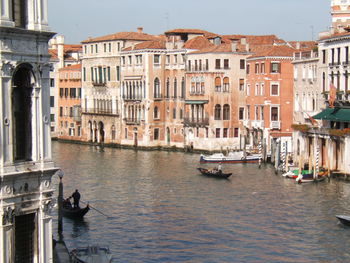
[336,215,350,226]
[62,201,90,219]
[197,167,232,179]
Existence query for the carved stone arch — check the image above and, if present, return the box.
[11,63,36,161]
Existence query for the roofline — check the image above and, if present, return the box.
[247,56,294,61]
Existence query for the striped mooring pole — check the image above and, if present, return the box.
[281,142,287,172]
[258,141,262,169]
[315,143,320,179]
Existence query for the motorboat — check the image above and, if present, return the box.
[336,215,350,226]
[200,151,261,163]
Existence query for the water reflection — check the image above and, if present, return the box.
[52,142,350,263]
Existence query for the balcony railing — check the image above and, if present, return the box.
[252,120,264,129]
[123,118,141,125]
[82,108,119,116]
[243,120,250,128]
[92,81,106,87]
[183,117,209,127]
[270,121,281,130]
[123,95,143,101]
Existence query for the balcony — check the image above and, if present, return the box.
[183,117,209,127]
[123,118,141,125]
[252,120,264,129]
[270,121,281,130]
[82,108,119,117]
[123,95,143,102]
[92,81,106,87]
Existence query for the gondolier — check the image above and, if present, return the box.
[70,189,81,208]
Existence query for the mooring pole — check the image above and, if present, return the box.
[57,170,64,239]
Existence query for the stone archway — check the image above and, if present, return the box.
[98,121,105,143]
[12,64,36,161]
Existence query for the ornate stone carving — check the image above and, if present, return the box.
[2,207,14,225]
[1,61,16,77]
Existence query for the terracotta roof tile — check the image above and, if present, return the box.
[59,64,81,71]
[249,45,296,58]
[223,34,285,46]
[183,36,214,50]
[82,32,160,43]
[122,40,166,51]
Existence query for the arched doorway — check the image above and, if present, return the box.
[12,64,35,161]
[88,121,93,142]
[98,122,105,143]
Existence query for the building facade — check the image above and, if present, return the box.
[0,1,58,262]
[245,46,296,159]
[57,64,82,140]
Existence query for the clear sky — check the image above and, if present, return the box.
[48,0,331,44]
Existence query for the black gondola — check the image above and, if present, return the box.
[336,215,350,226]
[197,167,232,179]
[62,200,90,219]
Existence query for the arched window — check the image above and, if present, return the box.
[154,106,159,119]
[111,125,116,140]
[223,104,230,120]
[166,78,170,98]
[173,78,177,98]
[12,65,34,161]
[214,104,221,120]
[223,77,230,92]
[154,78,160,98]
[215,77,221,92]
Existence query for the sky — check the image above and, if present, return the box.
[48,0,331,44]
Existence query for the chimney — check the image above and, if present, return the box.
[240,37,247,45]
[296,42,301,50]
[231,40,238,52]
[245,43,250,52]
[56,35,65,69]
[137,27,143,33]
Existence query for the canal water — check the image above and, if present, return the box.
[52,141,350,263]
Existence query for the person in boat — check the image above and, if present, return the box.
[217,163,222,174]
[70,189,81,209]
[63,197,72,209]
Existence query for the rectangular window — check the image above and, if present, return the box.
[322,50,326,64]
[270,62,280,73]
[78,88,81,98]
[50,96,54,107]
[64,88,68,97]
[223,128,228,138]
[261,63,265,74]
[271,84,279,96]
[239,107,244,120]
[199,59,202,71]
[255,64,259,74]
[59,88,64,97]
[59,107,63,117]
[188,60,192,71]
[173,108,176,119]
[70,88,76,98]
[174,54,178,63]
[239,79,245,91]
[50,114,55,122]
[215,59,221,69]
[240,59,245,69]
[69,107,73,117]
[271,107,279,121]
[234,128,239,138]
[95,44,98,53]
[83,67,86,81]
[122,56,125,65]
[224,59,229,69]
[104,43,107,52]
[206,59,209,71]
[116,66,120,81]
[215,128,220,138]
[166,55,170,64]
[91,67,94,82]
[125,128,128,139]
[246,64,250,74]
[195,60,198,71]
[107,67,111,81]
[128,56,132,65]
[154,55,160,65]
[109,43,111,52]
[154,128,159,140]
[50,78,55,87]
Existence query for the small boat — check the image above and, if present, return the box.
[70,245,113,263]
[200,151,261,164]
[336,215,350,226]
[295,171,327,184]
[197,167,232,179]
[62,200,90,219]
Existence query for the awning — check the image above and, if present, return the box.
[313,108,350,122]
[185,100,208,105]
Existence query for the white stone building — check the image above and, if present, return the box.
[0,1,58,262]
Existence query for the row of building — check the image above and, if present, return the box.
[48,1,350,175]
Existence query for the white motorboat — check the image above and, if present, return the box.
[199,151,261,163]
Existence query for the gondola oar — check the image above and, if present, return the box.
[80,200,111,219]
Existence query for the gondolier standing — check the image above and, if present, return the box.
[70,189,81,208]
